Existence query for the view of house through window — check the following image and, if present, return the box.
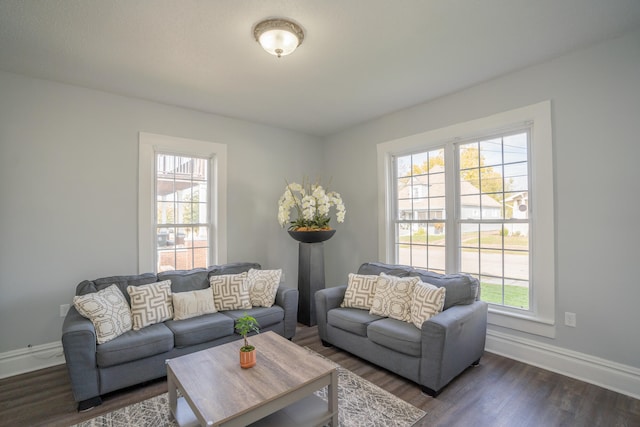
[395,149,447,273]
[457,131,530,310]
[156,153,210,271]
[393,130,531,310]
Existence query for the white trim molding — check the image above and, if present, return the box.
[0,342,65,379]
[485,330,640,400]
[377,101,556,338]
[138,132,228,273]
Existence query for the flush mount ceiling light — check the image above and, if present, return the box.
[253,18,304,58]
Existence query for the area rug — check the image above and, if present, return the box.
[73,364,426,427]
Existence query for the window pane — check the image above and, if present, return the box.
[503,133,528,164]
[480,138,502,167]
[460,195,481,219]
[155,153,210,271]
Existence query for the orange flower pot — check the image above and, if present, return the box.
[240,348,256,369]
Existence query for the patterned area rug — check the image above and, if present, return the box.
[73,364,425,427]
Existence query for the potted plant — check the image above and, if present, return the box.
[277,178,346,242]
[235,313,260,369]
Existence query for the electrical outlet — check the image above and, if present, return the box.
[565,312,576,327]
[60,304,70,317]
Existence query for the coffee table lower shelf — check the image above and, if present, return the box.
[173,393,335,427]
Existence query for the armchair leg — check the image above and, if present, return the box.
[472,358,481,366]
[321,340,333,348]
[421,385,440,397]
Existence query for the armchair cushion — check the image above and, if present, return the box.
[328,308,383,337]
[369,274,419,322]
[340,273,378,310]
[368,318,422,357]
[410,281,446,329]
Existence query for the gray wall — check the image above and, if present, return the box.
[322,28,640,369]
[0,71,322,352]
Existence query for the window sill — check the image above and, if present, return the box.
[487,305,556,338]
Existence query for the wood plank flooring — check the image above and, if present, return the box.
[1,325,638,427]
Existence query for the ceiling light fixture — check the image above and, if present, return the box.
[253,18,304,58]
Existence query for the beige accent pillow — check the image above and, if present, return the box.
[246,268,281,307]
[127,280,173,331]
[369,274,420,322]
[210,272,251,311]
[73,284,132,344]
[172,287,217,321]
[411,281,446,329]
[341,273,379,310]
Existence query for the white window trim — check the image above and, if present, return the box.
[377,101,555,338]
[138,132,227,273]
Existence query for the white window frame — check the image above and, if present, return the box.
[138,132,227,273]
[377,101,555,338]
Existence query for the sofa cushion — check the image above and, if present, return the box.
[96,322,174,367]
[328,308,384,337]
[209,262,261,276]
[165,313,234,347]
[411,281,446,329]
[172,287,217,321]
[223,306,285,330]
[127,280,173,330]
[370,274,420,322]
[73,284,132,344]
[409,270,478,309]
[78,273,158,305]
[367,318,422,357]
[210,272,251,311]
[246,268,281,307]
[158,269,209,293]
[358,262,413,277]
[340,273,378,310]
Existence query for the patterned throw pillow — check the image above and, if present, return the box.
[369,274,420,322]
[410,281,446,329]
[73,284,132,344]
[246,269,281,307]
[127,280,173,331]
[341,273,379,310]
[210,272,251,311]
[172,287,217,321]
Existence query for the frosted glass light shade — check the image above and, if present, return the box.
[254,19,304,58]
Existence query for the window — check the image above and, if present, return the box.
[378,102,555,337]
[139,133,227,273]
[155,153,209,271]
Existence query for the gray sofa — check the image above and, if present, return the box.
[62,262,298,411]
[315,262,487,396]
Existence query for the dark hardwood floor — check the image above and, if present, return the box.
[1,325,638,427]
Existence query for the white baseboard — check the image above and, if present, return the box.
[0,342,66,379]
[485,329,640,400]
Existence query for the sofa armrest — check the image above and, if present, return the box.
[275,285,299,339]
[420,301,488,394]
[314,285,347,342]
[61,307,100,403]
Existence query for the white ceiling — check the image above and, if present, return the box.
[1,0,640,137]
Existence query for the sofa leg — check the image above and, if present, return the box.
[472,358,481,366]
[321,340,333,348]
[78,396,102,412]
[421,385,440,397]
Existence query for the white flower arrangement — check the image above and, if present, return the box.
[278,179,346,230]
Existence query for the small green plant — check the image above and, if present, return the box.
[235,313,260,352]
